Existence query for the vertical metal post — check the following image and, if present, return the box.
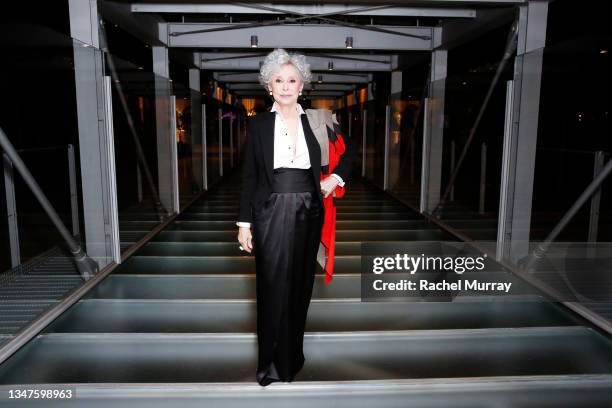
[361,109,367,177]
[136,163,143,203]
[348,110,353,140]
[218,107,223,177]
[67,144,80,237]
[420,97,430,213]
[450,140,456,202]
[237,117,241,157]
[479,142,487,214]
[410,133,416,185]
[70,0,114,267]
[421,44,447,213]
[153,44,174,213]
[383,104,391,190]
[189,68,203,191]
[230,115,234,168]
[497,80,515,261]
[588,150,604,242]
[502,2,548,264]
[3,153,20,268]
[202,104,208,190]
[170,95,180,212]
[102,76,121,264]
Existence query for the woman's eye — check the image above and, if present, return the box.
[275,79,282,82]
[290,79,296,83]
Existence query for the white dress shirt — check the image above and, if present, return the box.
[237,102,344,228]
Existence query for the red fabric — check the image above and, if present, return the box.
[320,133,346,285]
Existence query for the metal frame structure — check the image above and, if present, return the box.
[497,1,548,264]
[2,153,19,268]
[132,3,479,18]
[102,76,121,264]
[69,0,117,269]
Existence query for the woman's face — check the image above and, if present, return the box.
[268,63,303,107]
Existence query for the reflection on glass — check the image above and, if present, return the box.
[389,93,424,208]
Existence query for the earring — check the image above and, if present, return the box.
[299,91,302,96]
[269,91,272,95]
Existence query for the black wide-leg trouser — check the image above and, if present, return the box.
[252,167,323,386]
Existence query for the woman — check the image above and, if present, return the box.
[236,48,353,386]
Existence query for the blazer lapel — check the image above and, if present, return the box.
[301,114,321,187]
[261,111,321,190]
[261,111,275,185]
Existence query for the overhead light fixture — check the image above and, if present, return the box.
[318,75,323,83]
[82,43,91,48]
[328,61,334,70]
[600,49,608,55]
[251,35,258,48]
[345,36,353,49]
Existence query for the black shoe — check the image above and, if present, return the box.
[257,375,276,387]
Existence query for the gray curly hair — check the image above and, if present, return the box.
[258,48,312,89]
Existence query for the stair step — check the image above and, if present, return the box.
[167,219,434,231]
[136,238,464,257]
[152,229,449,243]
[44,299,581,333]
[1,327,611,384]
[83,273,531,300]
[3,375,611,407]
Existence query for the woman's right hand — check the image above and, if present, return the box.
[237,227,253,253]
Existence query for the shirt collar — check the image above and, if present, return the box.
[271,101,305,115]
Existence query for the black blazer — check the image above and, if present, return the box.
[239,110,355,224]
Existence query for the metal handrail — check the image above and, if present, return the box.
[16,145,69,153]
[0,127,97,280]
[523,153,612,271]
[536,146,612,156]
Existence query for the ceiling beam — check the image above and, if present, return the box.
[214,72,370,83]
[437,7,516,49]
[233,90,346,97]
[167,23,432,50]
[227,83,355,91]
[196,52,394,71]
[132,3,477,18]
[100,2,166,46]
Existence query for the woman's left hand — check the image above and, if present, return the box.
[320,177,339,198]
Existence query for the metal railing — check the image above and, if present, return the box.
[0,127,97,280]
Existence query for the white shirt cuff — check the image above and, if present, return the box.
[330,173,345,187]
[236,222,251,228]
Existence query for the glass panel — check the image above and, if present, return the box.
[222,106,231,176]
[206,101,221,187]
[104,51,170,252]
[0,171,9,274]
[435,23,513,241]
[173,80,199,209]
[0,28,92,345]
[518,0,612,311]
[389,92,424,208]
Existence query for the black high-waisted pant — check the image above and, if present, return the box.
[252,167,324,386]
